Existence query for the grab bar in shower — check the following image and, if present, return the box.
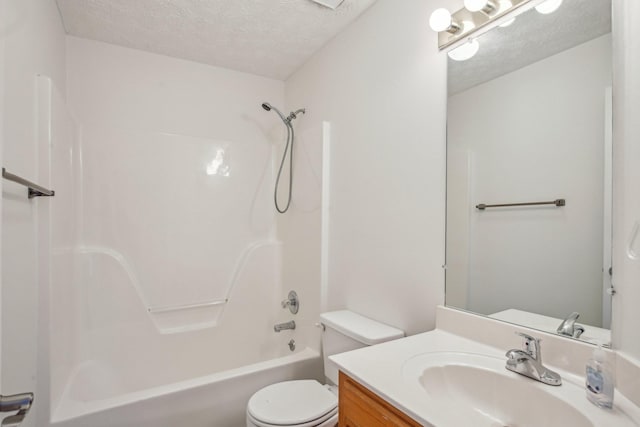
[147,298,228,314]
[476,198,565,210]
[2,168,55,199]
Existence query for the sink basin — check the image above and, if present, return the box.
[403,352,593,427]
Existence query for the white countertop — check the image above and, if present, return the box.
[330,329,640,426]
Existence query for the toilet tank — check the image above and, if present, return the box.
[319,310,405,385]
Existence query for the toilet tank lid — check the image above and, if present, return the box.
[320,310,405,345]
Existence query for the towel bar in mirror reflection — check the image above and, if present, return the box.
[476,199,566,210]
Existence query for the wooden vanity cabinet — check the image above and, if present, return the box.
[338,371,422,427]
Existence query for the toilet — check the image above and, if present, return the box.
[246,310,405,427]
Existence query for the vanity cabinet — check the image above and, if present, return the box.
[338,372,421,427]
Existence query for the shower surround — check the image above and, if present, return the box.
[48,36,325,426]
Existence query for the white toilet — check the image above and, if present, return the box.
[246,310,405,427]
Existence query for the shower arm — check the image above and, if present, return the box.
[286,109,306,123]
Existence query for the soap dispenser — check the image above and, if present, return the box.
[585,342,614,409]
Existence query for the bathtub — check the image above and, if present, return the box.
[51,348,322,427]
[49,241,323,427]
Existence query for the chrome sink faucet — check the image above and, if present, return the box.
[557,312,585,338]
[505,332,562,386]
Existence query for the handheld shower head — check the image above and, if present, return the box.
[261,102,307,214]
[261,102,306,124]
[262,102,287,123]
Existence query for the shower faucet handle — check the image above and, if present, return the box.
[281,290,299,314]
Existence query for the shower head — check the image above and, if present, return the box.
[262,103,306,214]
[286,109,306,122]
[261,102,288,124]
[262,102,306,125]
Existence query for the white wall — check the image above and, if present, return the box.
[447,35,612,327]
[445,149,471,309]
[285,0,450,336]
[0,0,5,391]
[1,1,67,426]
[612,0,640,362]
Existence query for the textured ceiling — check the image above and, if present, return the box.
[449,0,611,94]
[56,0,377,80]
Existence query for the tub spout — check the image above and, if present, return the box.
[274,320,296,332]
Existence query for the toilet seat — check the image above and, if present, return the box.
[247,380,338,427]
[247,407,337,427]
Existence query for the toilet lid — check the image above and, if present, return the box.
[248,380,338,425]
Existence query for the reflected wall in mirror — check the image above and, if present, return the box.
[445,0,612,345]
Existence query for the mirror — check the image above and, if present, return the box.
[445,0,612,345]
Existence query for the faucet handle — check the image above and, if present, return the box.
[567,312,580,321]
[281,290,299,314]
[515,332,540,360]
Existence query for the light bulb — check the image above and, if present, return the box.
[498,0,513,12]
[464,0,489,12]
[448,39,480,61]
[499,17,516,27]
[535,0,563,14]
[429,8,453,32]
[497,1,515,27]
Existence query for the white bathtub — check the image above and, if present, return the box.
[51,348,322,427]
[49,241,322,427]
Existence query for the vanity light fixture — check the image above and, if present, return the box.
[429,8,461,33]
[429,0,537,52]
[498,0,516,27]
[499,17,516,27]
[464,0,497,14]
[535,0,563,14]
[447,39,480,61]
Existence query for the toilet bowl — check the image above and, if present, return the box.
[246,310,404,427]
[246,380,337,427]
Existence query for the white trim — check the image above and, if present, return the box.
[602,86,613,329]
[320,122,331,313]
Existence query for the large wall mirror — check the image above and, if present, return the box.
[445,0,612,345]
